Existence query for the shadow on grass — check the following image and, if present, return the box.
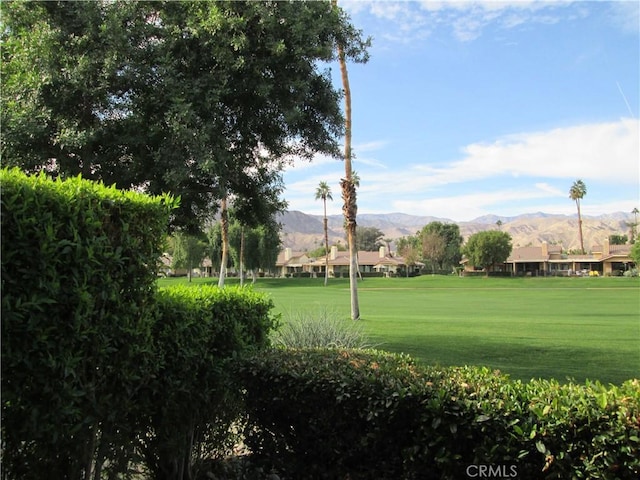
[371,334,639,385]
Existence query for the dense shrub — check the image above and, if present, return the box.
[1,168,176,479]
[138,285,278,480]
[235,349,640,480]
[1,169,279,479]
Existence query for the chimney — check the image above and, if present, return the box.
[285,247,292,261]
[603,238,610,255]
[379,245,386,258]
[541,241,548,257]
[331,245,338,260]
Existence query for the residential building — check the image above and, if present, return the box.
[462,240,635,276]
[275,246,418,277]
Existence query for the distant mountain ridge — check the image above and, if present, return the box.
[277,210,636,253]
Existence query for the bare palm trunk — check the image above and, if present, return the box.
[334,5,360,319]
[218,195,228,288]
[576,199,584,254]
[323,200,329,286]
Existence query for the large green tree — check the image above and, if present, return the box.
[421,232,446,273]
[229,218,281,283]
[420,222,463,271]
[569,179,587,254]
[355,226,385,251]
[171,232,207,283]
[1,0,369,230]
[462,230,513,277]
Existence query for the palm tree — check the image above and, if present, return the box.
[569,179,587,254]
[315,181,333,286]
[629,207,639,244]
[334,0,359,319]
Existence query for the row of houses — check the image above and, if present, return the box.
[275,246,411,277]
[462,239,635,276]
[278,239,636,278]
[160,239,635,278]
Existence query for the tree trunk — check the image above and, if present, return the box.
[576,200,585,254]
[323,201,329,286]
[334,0,359,320]
[218,195,228,288]
[240,226,245,287]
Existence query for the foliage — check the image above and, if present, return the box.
[235,348,640,480]
[228,218,282,279]
[397,236,422,276]
[171,232,208,281]
[631,241,640,265]
[0,168,176,479]
[271,308,372,349]
[421,231,446,272]
[463,230,513,273]
[138,285,278,480]
[1,0,370,229]
[420,221,464,270]
[609,234,629,245]
[355,226,386,251]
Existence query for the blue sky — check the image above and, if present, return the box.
[281,0,639,221]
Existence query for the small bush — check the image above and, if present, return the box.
[235,348,640,480]
[271,308,373,349]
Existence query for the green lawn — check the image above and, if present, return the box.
[158,275,640,384]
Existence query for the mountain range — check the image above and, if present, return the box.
[277,210,637,253]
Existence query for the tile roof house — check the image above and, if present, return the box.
[275,246,418,277]
[462,240,635,276]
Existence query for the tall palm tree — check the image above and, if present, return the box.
[334,0,360,320]
[569,179,587,254]
[629,207,639,244]
[315,181,333,286]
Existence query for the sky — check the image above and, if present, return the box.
[281,0,639,221]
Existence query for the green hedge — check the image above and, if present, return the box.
[139,285,278,480]
[235,348,640,480]
[1,169,280,479]
[1,168,176,479]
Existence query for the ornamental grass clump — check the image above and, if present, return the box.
[271,308,373,349]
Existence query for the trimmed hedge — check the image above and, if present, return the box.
[1,168,176,479]
[1,169,280,480]
[235,348,640,480]
[139,285,278,480]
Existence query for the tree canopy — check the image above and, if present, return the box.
[420,222,463,271]
[1,0,370,230]
[354,226,385,251]
[462,230,512,275]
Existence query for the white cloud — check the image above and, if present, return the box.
[451,118,639,182]
[608,1,640,34]
[282,118,639,219]
[345,0,581,44]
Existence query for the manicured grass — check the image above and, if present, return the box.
[157,275,640,384]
